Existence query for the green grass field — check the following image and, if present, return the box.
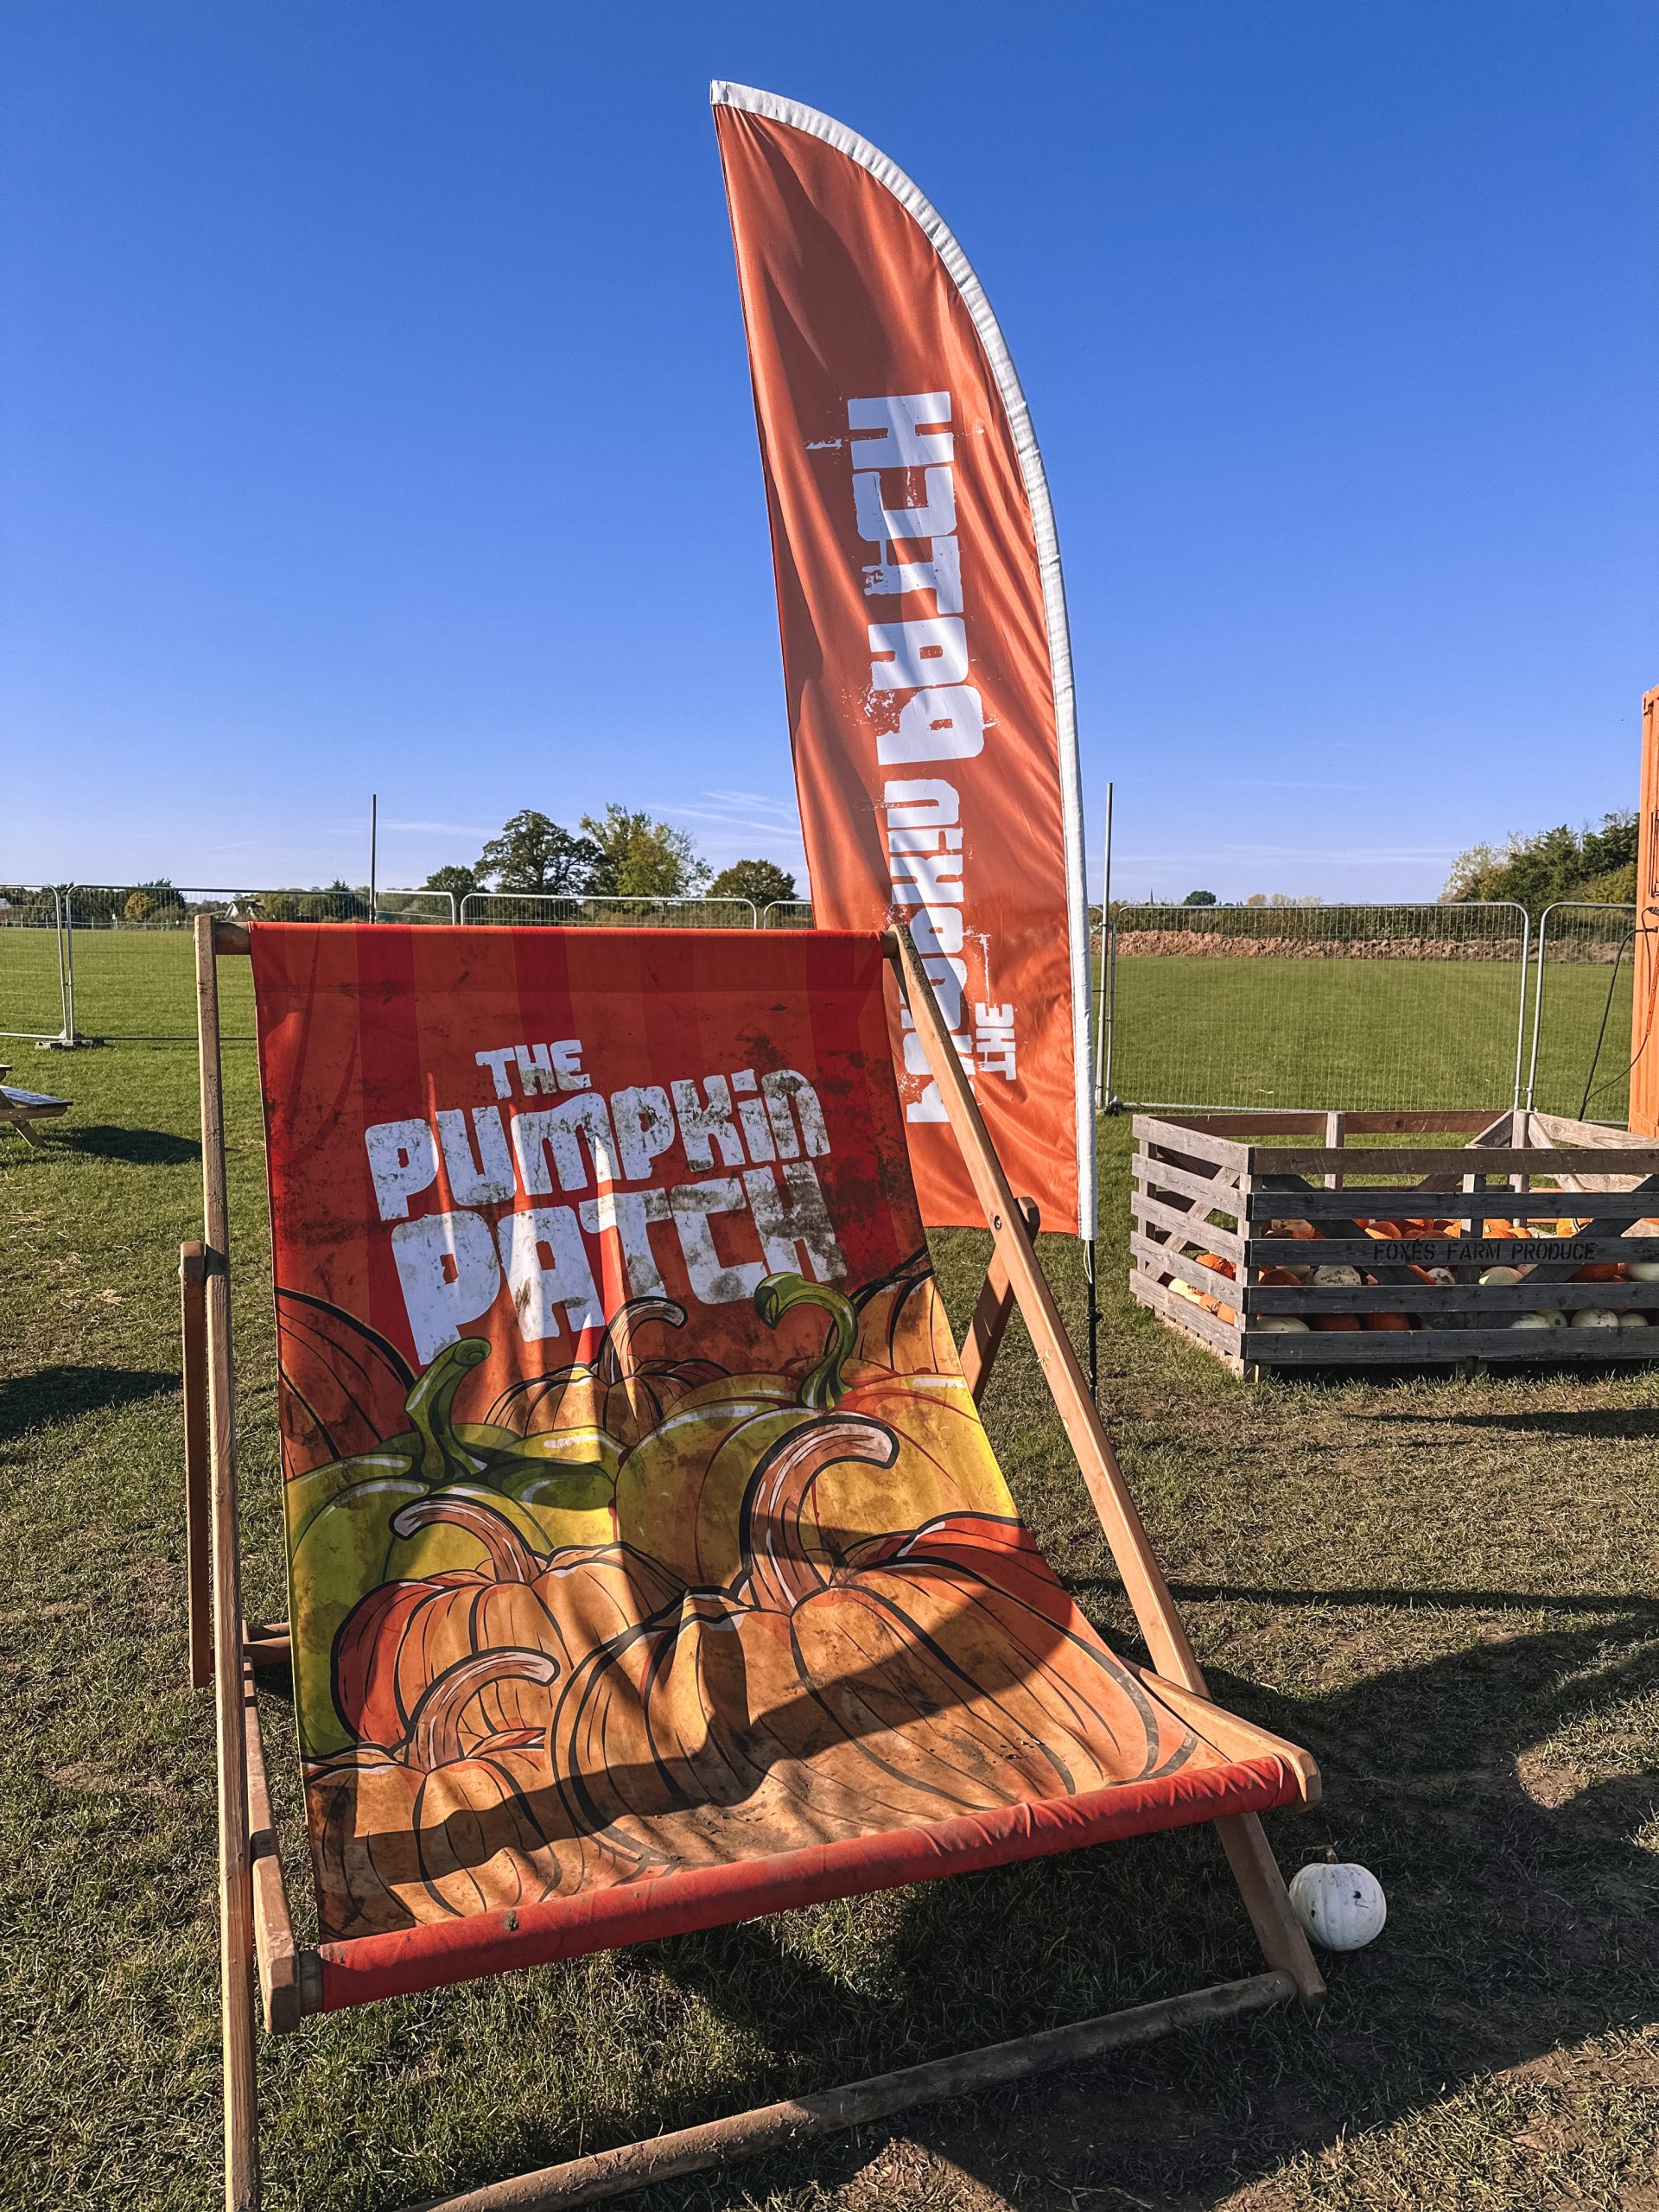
[3,960,1657,2211]
[7,928,1635,1122]
[1109,955,1633,1122]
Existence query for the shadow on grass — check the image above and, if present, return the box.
[58,1123,200,1166]
[573,1612,1659,2212]
[0,1364,177,1442]
[1162,1580,1659,1617]
[1365,1405,1659,1438]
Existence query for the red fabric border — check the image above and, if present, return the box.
[315,1753,1300,2011]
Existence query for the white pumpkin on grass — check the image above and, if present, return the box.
[1288,1853,1387,1951]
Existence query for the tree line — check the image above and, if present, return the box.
[422,806,798,912]
[1442,812,1637,920]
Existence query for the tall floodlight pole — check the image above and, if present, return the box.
[370,794,378,923]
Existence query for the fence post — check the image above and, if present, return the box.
[1508,903,1530,1116]
[1525,904,1555,1114]
[42,885,99,1050]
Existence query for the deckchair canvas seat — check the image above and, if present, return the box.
[186,919,1322,2211]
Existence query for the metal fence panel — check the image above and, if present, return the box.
[458,893,759,928]
[1524,902,1639,1123]
[60,884,439,1040]
[761,900,815,929]
[0,886,69,1042]
[1103,900,1532,1113]
[372,890,456,924]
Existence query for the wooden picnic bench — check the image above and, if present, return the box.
[1,1080,71,1144]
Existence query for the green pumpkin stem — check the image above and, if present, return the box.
[404,1338,491,1484]
[754,1274,856,1409]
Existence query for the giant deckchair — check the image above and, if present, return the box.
[185,917,1324,2212]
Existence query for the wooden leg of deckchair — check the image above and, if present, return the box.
[1214,1811,1325,2002]
[958,1198,1039,1402]
[198,918,261,2212]
[410,1971,1297,2212]
[181,1242,213,1691]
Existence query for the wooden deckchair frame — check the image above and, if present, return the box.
[185,916,1324,2212]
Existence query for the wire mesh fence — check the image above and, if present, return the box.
[1102,900,1533,1113]
[0,886,70,1042]
[761,900,815,928]
[457,893,758,927]
[1524,902,1641,1123]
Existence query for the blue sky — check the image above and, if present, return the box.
[3,2,1654,902]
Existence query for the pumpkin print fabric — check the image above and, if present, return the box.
[251,927,1222,1953]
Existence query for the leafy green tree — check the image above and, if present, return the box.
[476,810,607,895]
[708,858,798,909]
[580,805,710,897]
[1443,813,1638,919]
[423,862,482,901]
[1181,888,1218,906]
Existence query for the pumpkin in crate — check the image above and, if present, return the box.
[1312,1313,1362,1333]
[1362,1312,1412,1332]
[1571,1263,1630,1284]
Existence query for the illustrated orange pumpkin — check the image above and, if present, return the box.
[845,1256,960,1383]
[334,1491,682,1755]
[308,1648,580,1938]
[740,1419,1195,1800]
[555,1418,1196,1874]
[613,1274,1013,1588]
[489,1297,725,1454]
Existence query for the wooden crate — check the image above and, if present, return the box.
[1128,1106,1659,1376]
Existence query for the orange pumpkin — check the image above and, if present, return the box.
[1312,1313,1362,1332]
[335,1492,681,1754]
[1362,1312,1412,1332]
[556,1419,1195,1873]
[1571,1263,1629,1283]
[846,1258,960,1382]
[613,1274,1013,1588]
[489,1297,724,1453]
[308,1648,579,1939]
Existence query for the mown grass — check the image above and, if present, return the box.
[2,977,1657,2211]
[7,924,1636,1121]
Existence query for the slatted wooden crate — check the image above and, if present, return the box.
[1129,1107,1659,1376]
